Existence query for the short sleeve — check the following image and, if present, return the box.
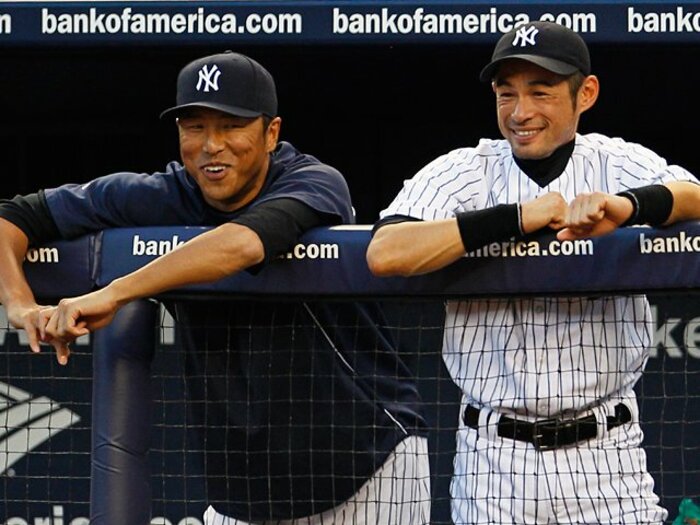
[380,148,485,221]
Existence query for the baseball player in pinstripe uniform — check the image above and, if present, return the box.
[367,21,700,525]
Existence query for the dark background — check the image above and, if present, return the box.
[0,42,697,223]
[2,42,700,524]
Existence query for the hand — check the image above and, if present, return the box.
[520,192,568,234]
[45,288,121,364]
[557,192,635,241]
[6,302,56,353]
[5,302,75,365]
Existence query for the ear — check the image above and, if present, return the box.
[577,75,599,114]
[265,117,282,153]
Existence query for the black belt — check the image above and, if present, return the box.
[463,403,632,451]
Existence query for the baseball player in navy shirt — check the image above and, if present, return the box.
[0,52,430,524]
[367,22,700,525]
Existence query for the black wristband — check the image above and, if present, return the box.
[456,203,523,252]
[617,185,674,227]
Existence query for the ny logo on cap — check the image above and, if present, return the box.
[512,25,539,47]
[196,64,222,92]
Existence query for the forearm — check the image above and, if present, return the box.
[368,196,563,277]
[664,181,700,224]
[106,222,264,305]
[0,218,36,308]
[366,219,465,277]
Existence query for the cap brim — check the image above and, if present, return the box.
[479,55,579,82]
[160,101,263,120]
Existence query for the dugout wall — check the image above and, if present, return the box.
[2,1,700,524]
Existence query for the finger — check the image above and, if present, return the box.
[23,324,41,354]
[550,200,569,229]
[37,307,55,342]
[549,217,567,231]
[554,221,568,231]
[53,340,71,366]
[585,196,606,223]
[571,197,596,226]
[557,227,590,241]
[556,228,574,241]
[69,325,90,338]
[54,302,74,340]
[63,308,90,338]
[45,310,60,339]
[566,197,582,225]
[550,203,567,228]
[575,197,594,225]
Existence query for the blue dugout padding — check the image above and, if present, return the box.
[20,222,700,524]
[25,221,700,299]
[98,223,700,296]
[23,234,96,300]
[90,300,157,525]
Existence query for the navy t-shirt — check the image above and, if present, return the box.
[34,141,426,520]
[44,141,353,236]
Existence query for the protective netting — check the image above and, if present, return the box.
[1,294,699,524]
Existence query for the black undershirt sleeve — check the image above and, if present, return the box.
[0,193,326,272]
[373,208,524,253]
[0,191,60,246]
[231,198,327,272]
[371,214,422,236]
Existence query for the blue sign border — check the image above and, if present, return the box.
[2,1,700,45]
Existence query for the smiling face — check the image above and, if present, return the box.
[177,107,281,212]
[493,60,598,160]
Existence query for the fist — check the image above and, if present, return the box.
[558,192,635,240]
[520,192,568,234]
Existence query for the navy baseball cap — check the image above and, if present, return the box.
[479,21,590,82]
[160,51,277,119]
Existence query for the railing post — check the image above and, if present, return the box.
[90,299,157,525]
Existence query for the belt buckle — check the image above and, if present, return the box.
[532,419,557,450]
[531,415,597,450]
[531,418,560,450]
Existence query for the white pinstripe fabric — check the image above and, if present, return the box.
[203,435,431,525]
[452,412,665,524]
[380,133,696,524]
[382,134,695,223]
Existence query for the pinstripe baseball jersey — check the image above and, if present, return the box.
[380,132,697,419]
